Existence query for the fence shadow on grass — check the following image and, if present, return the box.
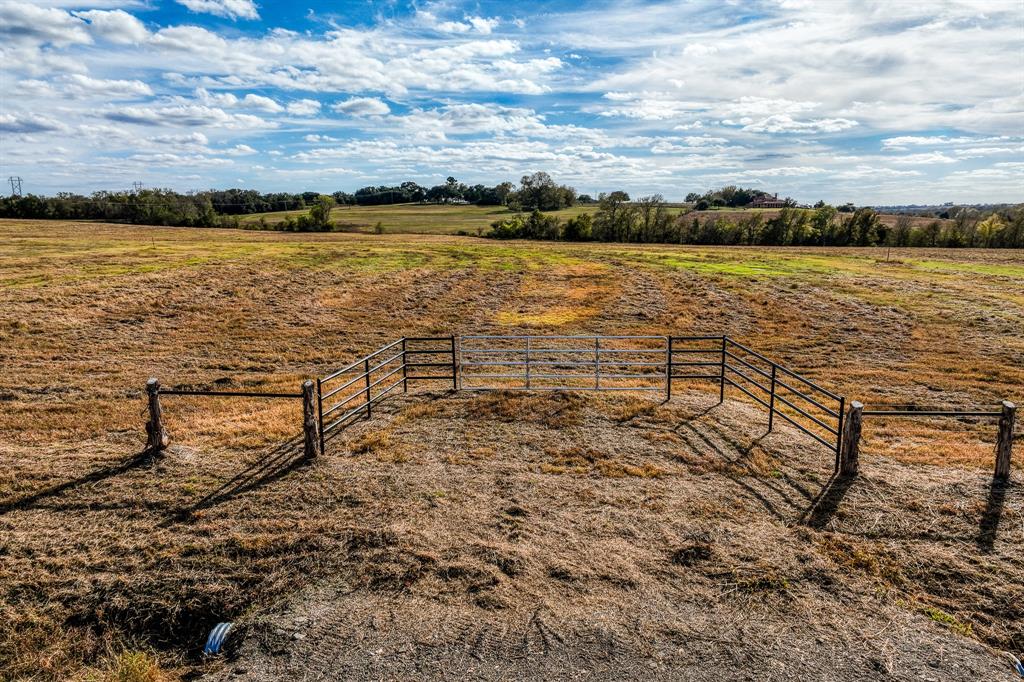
[668,404,830,524]
[800,474,854,529]
[162,403,393,524]
[976,478,1010,552]
[163,434,311,523]
[0,448,154,515]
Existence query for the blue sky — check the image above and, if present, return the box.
[1,0,1022,203]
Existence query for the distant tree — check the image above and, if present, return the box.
[737,212,764,245]
[635,194,672,242]
[332,191,356,205]
[508,172,576,211]
[846,208,882,246]
[592,191,634,241]
[305,194,335,230]
[400,181,427,202]
[892,214,914,246]
[563,213,593,241]
[485,210,560,239]
[975,214,1006,247]
[811,204,838,245]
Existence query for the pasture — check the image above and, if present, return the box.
[0,219,1021,680]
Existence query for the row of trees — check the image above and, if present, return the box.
[685,185,791,209]
[3,179,1021,246]
[0,190,221,227]
[346,172,577,210]
[486,193,1024,248]
[0,172,580,226]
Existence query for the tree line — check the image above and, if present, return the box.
[343,172,579,210]
[485,193,1024,248]
[3,178,1021,247]
[0,172,579,227]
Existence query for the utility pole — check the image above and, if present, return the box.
[8,176,23,197]
[132,181,144,192]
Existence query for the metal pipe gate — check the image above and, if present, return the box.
[459,335,669,392]
[313,334,848,465]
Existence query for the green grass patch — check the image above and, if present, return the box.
[620,250,843,278]
[908,259,1024,279]
[922,606,973,637]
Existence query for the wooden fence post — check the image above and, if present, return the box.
[839,400,863,477]
[146,378,169,452]
[302,380,321,459]
[995,400,1016,481]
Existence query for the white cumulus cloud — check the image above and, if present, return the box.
[175,0,259,20]
[333,97,390,117]
[74,9,148,44]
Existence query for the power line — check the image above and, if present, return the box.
[8,176,22,197]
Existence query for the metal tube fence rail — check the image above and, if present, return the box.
[458,335,670,393]
[841,401,1016,480]
[316,336,455,452]
[668,336,845,468]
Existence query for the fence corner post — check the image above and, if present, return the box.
[145,377,169,453]
[302,380,321,459]
[839,400,863,477]
[995,400,1016,481]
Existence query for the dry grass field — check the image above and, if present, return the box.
[0,219,1021,680]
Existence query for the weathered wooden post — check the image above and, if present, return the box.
[995,400,1016,481]
[146,378,169,452]
[839,400,863,476]
[302,380,321,459]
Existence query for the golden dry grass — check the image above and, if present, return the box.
[0,219,1021,679]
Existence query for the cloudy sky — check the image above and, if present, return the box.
[1,0,1022,203]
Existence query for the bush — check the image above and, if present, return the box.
[563,213,593,241]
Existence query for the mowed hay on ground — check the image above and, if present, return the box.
[0,219,1022,679]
